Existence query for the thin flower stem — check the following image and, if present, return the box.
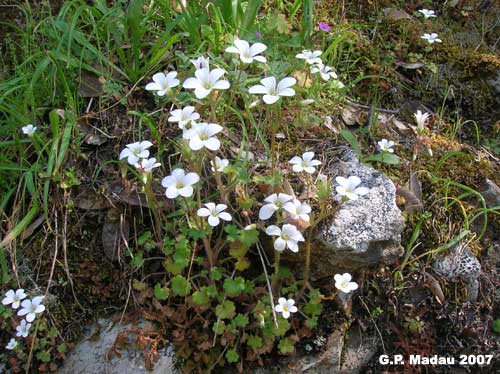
[272,251,280,293]
[211,153,227,204]
[183,195,214,268]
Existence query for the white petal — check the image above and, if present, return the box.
[265,225,281,236]
[335,176,348,186]
[203,137,221,151]
[249,42,267,55]
[274,238,286,252]
[178,186,194,197]
[194,87,211,99]
[225,46,240,54]
[248,84,269,94]
[197,208,211,217]
[277,87,295,97]
[166,187,179,199]
[263,94,279,104]
[183,77,201,89]
[213,80,230,90]
[287,240,299,253]
[260,77,276,91]
[184,172,200,185]
[207,216,220,227]
[189,137,204,150]
[218,212,232,221]
[354,187,369,196]
[259,204,277,220]
[145,82,161,91]
[277,77,296,90]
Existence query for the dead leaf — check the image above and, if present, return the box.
[102,208,129,261]
[396,61,425,69]
[292,70,312,88]
[383,8,413,21]
[396,186,424,213]
[391,117,410,131]
[409,171,423,205]
[341,106,363,126]
[78,71,105,97]
[74,187,111,210]
[424,272,445,305]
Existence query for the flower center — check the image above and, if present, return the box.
[282,233,290,241]
[283,305,289,312]
[210,211,218,217]
[176,182,185,189]
[199,132,209,141]
[301,161,309,167]
[204,82,213,89]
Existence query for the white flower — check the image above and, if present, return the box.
[248,77,296,104]
[421,33,441,44]
[145,72,180,96]
[168,106,200,130]
[16,320,31,338]
[377,139,395,153]
[335,176,369,201]
[418,9,437,19]
[119,141,153,165]
[211,156,229,172]
[21,124,37,137]
[162,169,199,199]
[274,297,298,319]
[191,56,210,70]
[182,122,223,151]
[2,289,27,309]
[135,157,161,173]
[296,50,322,65]
[301,99,315,106]
[6,338,18,350]
[225,39,267,64]
[197,203,232,227]
[414,110,430,133]
[259,193,293,220]
[317,173,328,183]
[283,199,311,222]
[17,296,45,323]
[331,80,345,89]
[334,273,359,293]
[289,152,322,173]
[310,63,337,81]
[183,67,230,99]
[265,224,305,253]
[249,100,260,108]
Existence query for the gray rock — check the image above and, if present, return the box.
[340,328,379,374]
[59,318,179,374]
[311,154,405,277]
[434,243,482,301]
[481,178,500,208]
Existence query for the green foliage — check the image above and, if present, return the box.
[225,349,240,363]
[246,335,263,350]
[223,277,246,297]
[277,337,295,354]
[493,320,500,334]
[216,300,236,319]
[154,283,170,300]
[171,275,191,296]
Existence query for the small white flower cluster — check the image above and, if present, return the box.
[2,289,46,350]
[21,124,37,137]
[296,50,341,85]
[119,141,161,183]
[418,8,440,44]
